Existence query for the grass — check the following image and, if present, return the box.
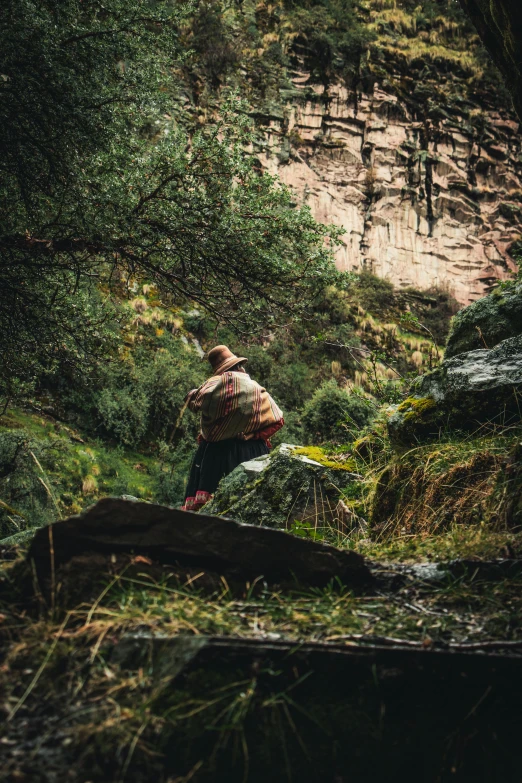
[367,425,522,536]
[0,408,162,538]
[353,522,522,562]
[3,550,522,781]
[1,414,521,783]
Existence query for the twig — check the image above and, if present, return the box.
[48,526,56,617]
[118,722,148,783]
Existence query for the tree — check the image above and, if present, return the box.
[0,0,341,403]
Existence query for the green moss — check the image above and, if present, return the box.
[445,282,522,358]
[293,446,356,472]
[206,449,358,533]
[397,396,437,421]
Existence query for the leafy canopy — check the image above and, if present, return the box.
[0,0,341,401]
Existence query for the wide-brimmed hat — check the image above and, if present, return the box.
[207,345,248,375]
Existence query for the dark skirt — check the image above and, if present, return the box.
[183,437,269,511]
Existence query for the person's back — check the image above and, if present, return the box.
[182,345,284,512]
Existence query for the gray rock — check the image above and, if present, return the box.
[445,282,522,358]
[388,334,522,444]
[240,453,271,479]
[27,497,372,588]
[205,445,362,530]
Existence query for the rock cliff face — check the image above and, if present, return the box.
[261,76,521,305]
[181,0,522,305]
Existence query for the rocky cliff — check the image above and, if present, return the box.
[182,0,522,306]
[260,70,521,305]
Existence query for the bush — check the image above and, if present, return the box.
[95,335,205,447]
[271,410,304,447]
[270,361,315,410]
[96,384,150,447]
[302,380,374,444]
[238,345,274,388]
[356,271,395,314]
[0,432,56,537]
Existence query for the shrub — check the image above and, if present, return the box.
[96,385,150,447]
[270,361,315,410]
[238,345,274,388]
[356,271,395,314]
[302,380,374,444]
[0,432,56,536]
[95,335,205,447]
[271,410,304,447]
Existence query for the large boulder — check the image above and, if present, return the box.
[26,496,371,588]
[445,282,522,358]
[388,335,522,445]
[204,444,362,530]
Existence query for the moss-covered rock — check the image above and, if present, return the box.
[388,335,522,445]
[204,444,361,529]
[445,282,522,358]
[386,396,439,445]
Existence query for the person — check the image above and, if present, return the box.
[181,345,284,512]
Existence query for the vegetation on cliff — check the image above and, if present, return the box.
[1,0,345,407]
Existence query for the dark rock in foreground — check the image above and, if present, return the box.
[27,497,371,587]
[107,632,522,782]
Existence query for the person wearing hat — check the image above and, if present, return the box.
[181,345,284,512]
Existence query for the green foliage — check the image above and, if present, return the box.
[302,380,375,443]
[445,281,522,358]
[186,3,240,89]
[0,409,167,537]
[0,432,54,536]
[1,0,342,405]
[96,384,150,448]
[95,338,204,447]
[282,0,375,89]
[270,361,316,409]
[403,287,460,345]
[239,345,275,388]
[355,272,395,315]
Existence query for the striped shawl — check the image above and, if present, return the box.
[188,372,284,443]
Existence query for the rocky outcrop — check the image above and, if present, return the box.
[387,334,522,444]
[261,78,521,305]
[27,496,371,588]
[205,444,362,531]
[445,281,522,357]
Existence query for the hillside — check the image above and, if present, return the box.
[177,0,522,303]
[0,272,457,539]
